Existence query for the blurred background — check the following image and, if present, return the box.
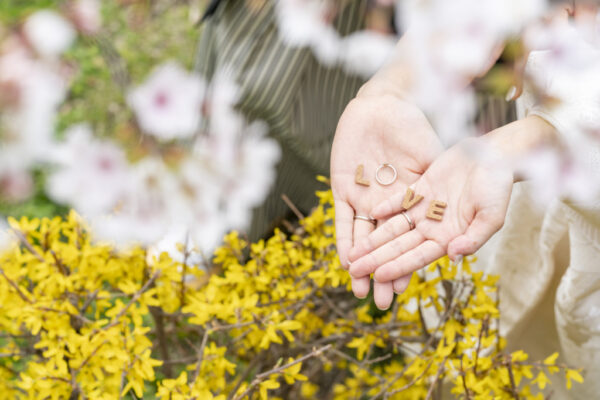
[1,0,598,264]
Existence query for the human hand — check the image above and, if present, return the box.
[331,86,443,309]
[348,136,514,292]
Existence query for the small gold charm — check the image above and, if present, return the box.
[426,200,447,221]
[401,188,424,211]
[355,164,370,186]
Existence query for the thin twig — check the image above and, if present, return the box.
[473,316,489,377]
[505,356,520,400]
[76,340,108,372]
[281,194,305,220]
[226,357,262,400]
[92,271,161,336]
[50,250,69,275]
[381,357,436,399]
[232,344,331,400]
[329,348,386,382]
[417,299,431,341]
[255,344,331,380]
[180,233,190,308]
[460,357,472,400]
[0,267,32,303]
[425,357,447,400]
[191,328,211,384]
[80,290,99,315]
[150,306,173,378]
[13,230,45,262]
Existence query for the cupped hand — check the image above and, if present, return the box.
[348,137,514,292]
[331,88,443,309]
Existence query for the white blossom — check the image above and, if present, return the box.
[393,0,548,145]
[224,122,281,224]
[46,125,131,216]
[90,158,174,245]
[515,147,600,205]
[275,0,334,47]
[339,31,396,78]
[128,62,205,141]
[0,218,16,251]
[146,226,206,268]
[275,0,342,66]
[23,10,76,58]
[0,46,67,167]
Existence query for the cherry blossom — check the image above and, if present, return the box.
[46,125,131,217]
[0,45,68,167]
[274,0,397,77]
[127,62,205,141]
[339,31,397,78]
[22,10,77,58]
[68,0,102,35]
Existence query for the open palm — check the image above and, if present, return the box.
[348,138,514,292]
[331,93,442,308]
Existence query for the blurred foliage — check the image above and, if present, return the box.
[0,1,60,24]
[0,170,69,219]
[59,1,204,136]
[0,0,205,219]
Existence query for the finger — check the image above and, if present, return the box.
[374,240,445,282]
[348,212,415,262]
[334,200,355,269]
[350,215,376,299]
[447,209,505,261]
[351,276,371,299]
[371,191,411,219]
[373,281,394,310]
[393,274,412,294]
[349,229,423,278]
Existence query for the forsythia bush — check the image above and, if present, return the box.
[0,187,582,399]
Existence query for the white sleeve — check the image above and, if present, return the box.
[518,43,600,175]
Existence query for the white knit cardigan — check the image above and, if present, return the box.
[476,44,600,398]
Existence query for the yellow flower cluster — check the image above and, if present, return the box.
[0,186,582,399]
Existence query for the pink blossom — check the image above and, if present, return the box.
[47,125,131,216]
[127,62,205,141]
[68,0,102,35]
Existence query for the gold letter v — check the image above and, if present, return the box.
[401,188,424,210]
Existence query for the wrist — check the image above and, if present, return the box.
[356,33,416,101]
[356,70,413,101]
[485,115,560,157]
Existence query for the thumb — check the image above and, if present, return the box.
[447,210,505,261]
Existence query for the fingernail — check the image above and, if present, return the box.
[393,284,406,294]
[505,85,517,102]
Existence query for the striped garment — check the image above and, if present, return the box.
[196,0,368,239]
[196,0,515,240]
